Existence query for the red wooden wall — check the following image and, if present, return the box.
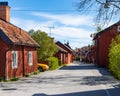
[0,38,38,80]
[95,24,120,68]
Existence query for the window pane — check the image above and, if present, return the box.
[28,51,33,66]
[12,51,18,69]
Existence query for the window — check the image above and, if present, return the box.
[118,25,120,32]
[12,51,18,69]
[28,51,33,66]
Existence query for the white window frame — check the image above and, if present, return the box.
[28,51,33,66]
[117,25,120,32]
[12,51,18,69]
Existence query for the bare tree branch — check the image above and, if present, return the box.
[96,0,105,5]
[110,2,120,9]
[76,0,120,26]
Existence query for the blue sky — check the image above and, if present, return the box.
[6,0,98,49]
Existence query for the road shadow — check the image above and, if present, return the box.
[60,61,111,76]
[2,88,17,91]
[32,93,48,96]
[60,65,96,70]
[60,61,96,70]
[60,61,119,86]
[32,85,120,96]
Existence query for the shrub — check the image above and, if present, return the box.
[58,60,62,66]
[109,35,120,79]
[47,57,59,70]
[33,70,40,75]
[9,77,19,81]
[24,73,31,77]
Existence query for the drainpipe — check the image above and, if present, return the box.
[3,44,14,81]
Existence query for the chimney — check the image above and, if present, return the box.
[0,2,10,22]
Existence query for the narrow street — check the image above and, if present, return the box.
[0,61,120,96]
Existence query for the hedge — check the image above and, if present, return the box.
[109,35,120,79]
[47,57,59,70]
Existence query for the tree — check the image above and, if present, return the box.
[97,26,102,32]
[91,26,102,39]
[76,0,120,26]
[90,26,102,45]
[109,34,120,79]
[29,29,58,62]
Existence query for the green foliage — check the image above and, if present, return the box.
[109,35,120,79]
[9,77,19,81]
[33,70,40,75]
[24,73,31,77]
[28,29,58,61]
[62,64,67,67]
[47,57,59,70]
[58,60,62,66]
[97,26,102,33]
[76,56,81,61]
[0,78,4,82]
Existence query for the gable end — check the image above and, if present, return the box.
[0,29,13,44]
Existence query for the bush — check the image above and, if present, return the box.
[47,57,59,70]
[109,35,120,79]
[24,73,31,77]
[58,60,62,66]
[33,70,40,75]
[9,77,19,81]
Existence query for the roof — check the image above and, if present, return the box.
[93,21,120,40]
[64,43,73,52]
[0,19,39,47]
[56,41,73,52]
[56,45,67,53]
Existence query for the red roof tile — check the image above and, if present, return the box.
[0,19,39,47]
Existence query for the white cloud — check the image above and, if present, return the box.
[10,12,94,49]
[11,17,55,32]
[51,27,93,48]
[52,27,92,38]
[33,12,93,27]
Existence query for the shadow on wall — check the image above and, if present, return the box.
[32,85,120,96]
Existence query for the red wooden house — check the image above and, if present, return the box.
[55,45,67,64]
[93,21,120,68]
[0,2,39,80]
[56,41,73,64]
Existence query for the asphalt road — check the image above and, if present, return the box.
[0,61,120,96]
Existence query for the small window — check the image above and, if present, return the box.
[28,51,33,66]
[12,51,18,69]
[118,25,120,32]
